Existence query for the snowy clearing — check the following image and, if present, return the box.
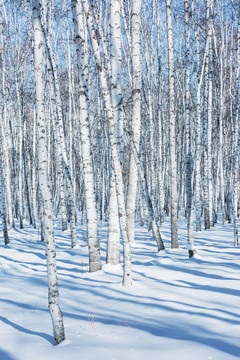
[0,216,240,360]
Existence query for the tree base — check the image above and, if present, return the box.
[188,249,196,258]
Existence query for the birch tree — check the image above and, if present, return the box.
[32,0,65,345]
[166,0,178,248]
[0,2,14,229]
[1,0,240,292]
[233,6,240,246]
[81,0,132,286]
[40,11,77,249]
[71,0,101,271]
[106,0,122,265]
[184,0,194,256]
[0,124,9,245]
[126,0,142,244]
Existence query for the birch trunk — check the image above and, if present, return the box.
[207,1,213,227]
[32,108,37,229]
[233,8,240,246]
[41,15,77,248]
[203,0,210,229]
[0,125,9,245]
[185,0,194,256]
[0,17,14,229]
[106,0,122,265]
[107,173,120,264]
[126,130,165,251]
[214,2,226,222]
[49,93,68,232]
[32,0,65,345]
[166,0,178,248]
[157,18,165,224]
[203,0,214,229]
[126,0,142,244]
[195,22,211,232]
[15,78,24,229]
[195,20,202,232]
[71,0,101,271]
[81,0,132,286]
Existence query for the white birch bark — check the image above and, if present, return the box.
[71,0,101,271]
[49,88,68,232]
[125,130,165,251]
[203,0,210,230]
[185,0,194,256]
[31,107,37,229]
[107,174,120,264]
[15,78,24,229]
[32,0,65,344]
[194,17,211,232]
[0,116,13,228]
[41,19,77,248]
[63,0,77,228]
[166,0,178,248]
[157,12,165,224]
[81,0,132,286]
[195,47,202,232]
[126,0,142,244]
[203,0,213,229]
[157,97,165,225]
[217,18,225,222]
[0,119,9,245]
[233,8,240,246]
[0,15,14,229]
[106,0,122,265]
[207,14,214,228]
[22,125,33,225]
[0,174,9,245]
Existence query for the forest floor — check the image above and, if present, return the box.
[0,214,240,360]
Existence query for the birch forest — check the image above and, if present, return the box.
[0,0,240,346]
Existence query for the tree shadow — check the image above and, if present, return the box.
[0,315,53,345]
[0,349,15,360]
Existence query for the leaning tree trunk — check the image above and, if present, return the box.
[32,0,65,345]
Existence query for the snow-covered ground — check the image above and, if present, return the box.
[0,215,240,360]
